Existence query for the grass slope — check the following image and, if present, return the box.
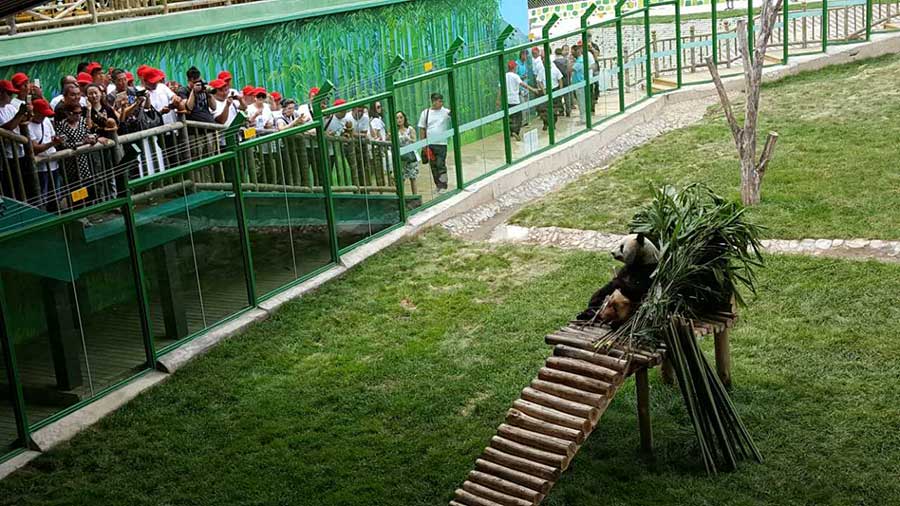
[1,231,899,505]
[510,54,900,239]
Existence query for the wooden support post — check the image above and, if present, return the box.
[714,327,733,388]
[635,367,653,456]
[41,278,84,391]
[87,0,98,25]
[660,356,675,385]
[155,242,189,340]
[689,26,697,73]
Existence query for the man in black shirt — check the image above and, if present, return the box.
[177,67,215,123]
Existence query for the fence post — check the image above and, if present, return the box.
[385,55,408,223]
[542,14,560,145]
[444,37,466,191]
[223,119,258,306]
[711,0,719,64]
[675,0,683,88]
[0,277,30,450]
[783,0,790,63]
[87,0,99,25]
[122,196,157,365]
[652,31,659,77]
[311,81,341,263]
[644,8,652,97]
[581,5,597,129]
[496,25,516,164]
[615,0,626,112]
[822,0,830,51]
[690,26,697,72]
[866,0,873,40]
[724,21,732,68]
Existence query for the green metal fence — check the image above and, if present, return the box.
[0,0,888,463]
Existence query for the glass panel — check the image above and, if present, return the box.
[0,207,149,428]
[455,58,507,185]
[827,0,868,42]
[132,160,251,351]
[0,339,20,454]
[552,36,591,141]
[240,127,334,298]
[394,75,458,207]
[327,103,403,250]
[589,24,623,123]
[621,12,649,108]
[504,43,552,163]
[785,0,824,55]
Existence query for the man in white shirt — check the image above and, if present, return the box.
[1,79,36,201]
[26,98,63,207]
[296,87,318,125]
[497,60,539,141]
[351,106,370,137]
[532,51,564,131]
[50,75,85,110]
[143,68,178,125]
[210,79,240,147]
[417,92,452,192]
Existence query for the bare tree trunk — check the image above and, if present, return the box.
[706,0,783,206]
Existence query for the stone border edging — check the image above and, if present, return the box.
[7,31,900,478]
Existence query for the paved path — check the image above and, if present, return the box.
[485,224,900,263]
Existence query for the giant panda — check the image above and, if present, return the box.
[576,233,660,323]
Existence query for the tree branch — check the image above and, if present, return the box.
[756,131,779,181]
[705,57,742,151]
[736,20,752,94]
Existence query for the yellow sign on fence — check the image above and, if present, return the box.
[244,128,257,140]
[71,187,88,203]
[423,61,434,72]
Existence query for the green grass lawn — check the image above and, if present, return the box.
[1,231,899,505]
[510,54,900,240]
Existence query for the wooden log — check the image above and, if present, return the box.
[461,481,533,506]
[714,327,733,389]
[546,356,620,383]
[520,387,600,423]
[474,459,551,494]
[507,408,584,443]
[454,488,506,506]
[449,501,468,506]
[530,379,607,407]
[496,424,576,457]
[545,332,594,352]
[538,367,611,394]
[468,470,541,502]
[512,399,590,433]
[481,447,560,482]
[489,436,567,469]
[552,344,627,372]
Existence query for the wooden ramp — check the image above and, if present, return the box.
[449,323,664,506]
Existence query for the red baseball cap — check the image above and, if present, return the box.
[218,70,233,81]
[0,80,19,94]
[136,65,150,78]
[531,47,541,56]
[270,91,282,102]
[76,72,93,85]
[309,87,320,97]
[32,98,54,117]
[145,68,165,85]
[10,72,28,88]
[333,98,346,106]
[507,60,517,71]
[209,79,227,90]
[126,71,135,82]
[253,87,267,97]
[85,62,102,74]
[241,85,255,96]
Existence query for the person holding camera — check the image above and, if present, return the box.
[0,79,38,202]
[27,99,64,208]
[177,67,215,123]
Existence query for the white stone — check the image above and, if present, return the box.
[831,239,844,247]
[870,240,885,249]
[847,239,868,249]
[815,239,832,249]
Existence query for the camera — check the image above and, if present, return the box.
[135,89,148,97]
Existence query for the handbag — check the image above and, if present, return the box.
[420,109,433,165]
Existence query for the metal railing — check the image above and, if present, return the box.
[0,0,891,463]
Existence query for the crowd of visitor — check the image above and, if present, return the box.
[0,41,604,212]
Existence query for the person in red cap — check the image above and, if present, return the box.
[210,78,239,127]
[142,68,179,125]
[497,60,538,141]
[10,72,41,109]
[126,71,135,87]
[246,87,274,130]
[84,62,105,88]
[218,70,241,100]
[26,98,64,207]
[0,78,38,200]
[269,91,283,122]
[295,87,319,125]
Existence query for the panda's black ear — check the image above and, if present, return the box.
[636,233,645,245]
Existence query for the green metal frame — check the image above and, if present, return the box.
[1,0,883,464]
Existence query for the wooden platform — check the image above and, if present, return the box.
[449,311,736,506]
